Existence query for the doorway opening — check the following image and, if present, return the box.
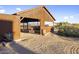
[0,20,13,41]
[20,18,40,34]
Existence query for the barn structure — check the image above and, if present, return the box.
[0,6,55,40]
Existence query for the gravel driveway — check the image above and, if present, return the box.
[0,32,79,54]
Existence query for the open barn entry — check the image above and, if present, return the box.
[20,17,40,34]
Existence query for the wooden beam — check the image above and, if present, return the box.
[20,17,25,21]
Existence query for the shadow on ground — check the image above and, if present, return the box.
[9,41,35,54]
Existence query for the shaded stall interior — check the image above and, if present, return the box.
[20,17,40,34]
[0,20,13,40]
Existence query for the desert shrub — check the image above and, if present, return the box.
[57,25,79,37]
[35,30,40,33]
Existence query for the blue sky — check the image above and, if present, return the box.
[0,5,79,23]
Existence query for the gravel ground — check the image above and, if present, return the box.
[0,32,79,54]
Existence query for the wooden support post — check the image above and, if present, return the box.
[26,22,29,32]
[23,23,24,31]
[40,20,44,35]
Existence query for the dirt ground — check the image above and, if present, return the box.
[0,32,79,54]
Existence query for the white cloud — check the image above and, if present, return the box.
[64,16,74,20]
[0,9,5,13]
[70,16,74,19]
[63,16,69,20]
[63,14,79,23]
[16,8,21,11]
